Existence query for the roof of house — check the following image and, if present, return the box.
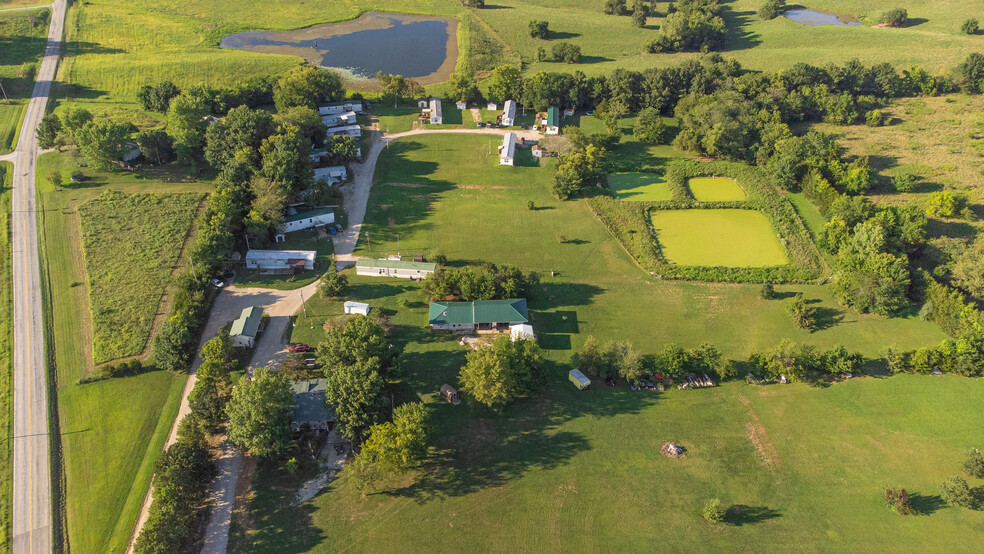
[429,97,442,117]
[291,379,335,423]
[356,258,437,272]
[230,306,262,338]
[284,207,334,224]
[501,132,516,158]
[503,99,517,119]
[547,106,560,127]
[428,299,529,325]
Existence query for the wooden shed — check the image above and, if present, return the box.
[440,384,460,405]
[569,369,590,390]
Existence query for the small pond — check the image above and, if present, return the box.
[221,12,458,84]
[785,8,860,26]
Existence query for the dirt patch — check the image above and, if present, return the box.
[468,418,497,443]
[736,393,750,406]
[745,410,781,479]
[230,454,258,548]
[454,185,510,190]
[386,182,425,188]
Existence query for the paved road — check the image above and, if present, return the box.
[9,1,66,553]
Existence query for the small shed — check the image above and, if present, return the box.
[440,384,460,405]
[456,100,467,110]
[509,323,534,341]
[531,144,542,158]
[344,301,371,316]
[569,369,590,390]
[417,98,430,108]
[487,102,498,111]
[563,107,575,117]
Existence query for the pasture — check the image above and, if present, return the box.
[610,172,672,201]
[77,190,203,363]
[688,176,746,201]
[0,7,48,152]
[0,162,12,551]
[36,151,208,553]
[651,209,788,268]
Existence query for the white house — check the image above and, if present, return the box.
[502,99,517,126]
[319,100,364,115]
[230,306,263,348]
[428,98,443,124]
[325,124,361,138]
[281,207,334,233]
[322,111,357,127]
[245,249,316,271]
[313,165,347,183]
[344,301,371,316]
[545,106,561,135]
[510,323,534,341]
[499,132,516,166]
[356,258,437,279]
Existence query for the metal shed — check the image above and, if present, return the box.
[569,369,591,390]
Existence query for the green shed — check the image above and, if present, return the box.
[569,369,590,390]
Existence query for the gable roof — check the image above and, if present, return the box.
[429,299,529,325]
[284,207,334,224]
[547,106,560,127]
[230,306,262,338]
[356,259,437,272]
[291,379,335,423]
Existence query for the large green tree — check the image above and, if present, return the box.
[226,368,294,459]
[487,65,522,104]
[458,336,544,407]
[75,120,136,170]
[323,357,388,441]
[204,105,276,171]
[316,316,393,376]
[273,66,345,111]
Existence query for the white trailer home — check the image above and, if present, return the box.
[281,208,335,233]
[499,132,516,166]
[245,249,316,271]
[355,259,437,279]
[501,99,517,126]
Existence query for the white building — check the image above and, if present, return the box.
[325,124,361,138]
[344,301,371,316]
[322,111,357,127]
[499,132,516,166]
[313,165,347,184]
[502,99,517,126]
[245,249,316,271]
[487,102,498,111]
[281,207,334,233]
[456,100,467,110]
[356,259,437,279]
[417,98,430,108]
[510,323,534,341]
[319,100,365,115]
[428,98,443,124]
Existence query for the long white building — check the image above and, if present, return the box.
[502,99,517,126]
[499,132,516,166]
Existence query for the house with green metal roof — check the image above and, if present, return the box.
[290,379,336,431]
[356,258,437,279]
[545,106,561,135]
[230,306,263,348]
[428,299,529,333]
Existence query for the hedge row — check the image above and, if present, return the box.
[590,160,826,283]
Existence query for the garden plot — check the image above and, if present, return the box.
[651,209,787,267]
[688,177,746,201]
[610,172,672,201]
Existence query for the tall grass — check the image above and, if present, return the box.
[0,162,13,553]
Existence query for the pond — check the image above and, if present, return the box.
[785,8,860,26]
[221,12,458,84]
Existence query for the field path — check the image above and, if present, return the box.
[8,1,66,553]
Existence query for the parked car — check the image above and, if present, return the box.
[289,343,311,353]
[328,226,337,236]
[210,278,225,288]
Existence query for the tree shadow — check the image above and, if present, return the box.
[577,55,615,64]
[910,493,946,515]
[549,31,580,40]
[724,504,782,526]
[239,463,327,552]
[812,306,845,331]
[721,3,762,52]
[902,18,929,28]
[927,218,977,240]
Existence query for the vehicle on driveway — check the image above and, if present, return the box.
[210,278,225,288]
[289,343,311,353]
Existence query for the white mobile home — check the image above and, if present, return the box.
[322,111,357,128]
[502,99,517,126]
[281,208,335,233]
[325,124,361,138]
[499,132,516,166]
[319,100,365,115]
[356,259,437,279]
[344,301,371,316]
[245,250,316,271]
[313,165,347,183]
[428,98,443,124]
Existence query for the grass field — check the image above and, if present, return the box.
[77,191,203,363]
[688,176,746,201]
[651,209,788,267]
[0,162,13,552]
[36,151,208,553]
[0,7,48,152]
[609,172,671,201]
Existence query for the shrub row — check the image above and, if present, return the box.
[591,160,825,283]
[76,359,144,385]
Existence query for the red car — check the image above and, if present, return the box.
[289,343,310,353]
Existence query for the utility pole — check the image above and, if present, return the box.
[187,255,198,279]
[367,231,371,256]
[397,233,400,258]
[244,233,251,251]
[0,79,7,101]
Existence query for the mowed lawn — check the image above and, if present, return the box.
[0,7,48,152]
[0,162,13,551]
[652,209,788,267]
[36,152,208,553]
[688,176,746,201]
[78,190,203,363]
[610,172,671,201]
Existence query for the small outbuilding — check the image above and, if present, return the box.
[440,384,461,405]
[121,142,142,163]
[545,106,560,135]
[290,379,336,432]
[355,258,437,279]
[487,102,498,111]
[509,323,534,341]
[343,301,371,316]
[501,99,517,126]
[531,144,542,158]
[569,369,591,390]
[499,132,516,166]
[230,306,263,348]
[456,100,467,110]
[417,98,430,108]
[245,249,316,271]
